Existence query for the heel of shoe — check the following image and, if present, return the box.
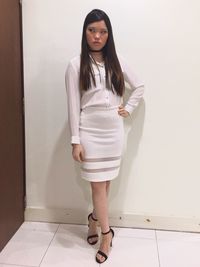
[110,228,114,238]
[102,228,114,247]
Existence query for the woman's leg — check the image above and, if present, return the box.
[92,180,110,217]
[106,180,111,196]
[88,180,111,244]
[91,181,109,232]
[91,181,113,263]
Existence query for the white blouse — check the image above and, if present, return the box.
[65,55,145,144]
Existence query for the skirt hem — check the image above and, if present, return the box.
[81,175,118,182]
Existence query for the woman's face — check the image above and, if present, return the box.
[86,20,108,51]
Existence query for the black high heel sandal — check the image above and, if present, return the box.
[96,228,115,264]
[87,213,99,245]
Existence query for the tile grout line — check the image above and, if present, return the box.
[155,230,161,267]
[38,223,101,266]
[38,223,60,267]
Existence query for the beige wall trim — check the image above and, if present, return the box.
[25,208,200,233]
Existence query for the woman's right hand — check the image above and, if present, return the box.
[72,144,85,162]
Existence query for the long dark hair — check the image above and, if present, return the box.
[80,9,124,96]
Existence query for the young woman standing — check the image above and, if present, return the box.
[65,9,144,264]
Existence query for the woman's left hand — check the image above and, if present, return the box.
[118,105,130,118]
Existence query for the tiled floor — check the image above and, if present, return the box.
[1,222,200,267]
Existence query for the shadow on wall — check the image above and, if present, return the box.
[109,94,145,216]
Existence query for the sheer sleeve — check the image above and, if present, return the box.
[120,57,145,114]
[65,61,81,144]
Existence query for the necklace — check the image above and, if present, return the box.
[89,54,104,83]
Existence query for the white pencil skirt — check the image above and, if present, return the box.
[79,106,124,182]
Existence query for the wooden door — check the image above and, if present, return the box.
[0,0,25,251]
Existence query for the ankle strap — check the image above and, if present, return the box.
[88,212,98,221]
[102,228,114,238]
[102,228,111,235]
[91,213,98,221]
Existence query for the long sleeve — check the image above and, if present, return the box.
[120,57,145,114]
[65,61,81,144]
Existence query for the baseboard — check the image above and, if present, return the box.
[25,207,200,233]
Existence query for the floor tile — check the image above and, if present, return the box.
[41,224,159,267]
[21,221,59,232]
[113,227,156,239]
[0,265,30,267]
[40,224,99,267]
[0,227,55,266]
[157,230,200,267]
[3,221,200,267]
[102,229,159,267]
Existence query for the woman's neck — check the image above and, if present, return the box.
[90,51,103,63]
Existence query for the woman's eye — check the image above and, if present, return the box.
[87,28,108,35]
[88,28,95,33]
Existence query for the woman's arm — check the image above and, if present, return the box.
[65,60,81,144]
[120,57,145,115]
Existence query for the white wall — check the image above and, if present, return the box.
[23,0,200,231]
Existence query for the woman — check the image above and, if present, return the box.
[65,9,144,264]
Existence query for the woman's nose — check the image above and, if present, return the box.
[94,32,101,38]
